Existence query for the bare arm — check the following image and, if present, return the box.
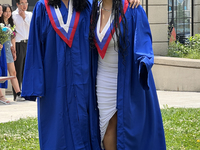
[11,38,16,61]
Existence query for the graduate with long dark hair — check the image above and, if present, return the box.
[22,0,101,149]
[90,0,166,149]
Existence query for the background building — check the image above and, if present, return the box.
[1,0,199,94]
[3,0,198,56]
[141,0,200,55]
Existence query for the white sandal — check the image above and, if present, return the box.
[0,96,10,105]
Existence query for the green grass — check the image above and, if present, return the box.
[0,117,39,150]
[0,108,200,149]
[161,107,200,150]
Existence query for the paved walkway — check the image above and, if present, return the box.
[0,90,200,123]
[0,95,37,123]
[157,91,200,108]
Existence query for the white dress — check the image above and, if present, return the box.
[96,3,118,147]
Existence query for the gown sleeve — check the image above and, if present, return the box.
[0,47,8,88]
[21,2,46,101]
[132,6,154,90]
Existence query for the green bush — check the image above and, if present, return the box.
[168,34,200,59]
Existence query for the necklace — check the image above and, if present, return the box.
[4,20,8,25]
[102,5,112,12]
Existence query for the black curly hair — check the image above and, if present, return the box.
[89,0,128,62]
[48,0,87,12]
[0,4,15,27]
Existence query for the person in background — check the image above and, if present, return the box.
[0,4,9,104]
[0,45,10,104]
[90,0,166,149]
[12,0,32,100]
[0,4,24,101]
[0,26,9,104]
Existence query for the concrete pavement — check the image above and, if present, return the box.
[157,91,200,108]
[0,90,200,123]
[0,95,37,123]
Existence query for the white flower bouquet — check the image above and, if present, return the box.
[0,23,15,56]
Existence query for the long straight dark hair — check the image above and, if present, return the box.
[48,0,88,12]
[0,4,15,27]
[89,0,128,61]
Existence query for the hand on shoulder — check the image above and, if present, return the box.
[128,0,140,9]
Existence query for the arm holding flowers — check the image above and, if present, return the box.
[10,25,16,61]
[0,23,17,60]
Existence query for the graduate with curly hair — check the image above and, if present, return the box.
[90,0,166,149]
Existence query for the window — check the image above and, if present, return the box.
[168,0,192,44]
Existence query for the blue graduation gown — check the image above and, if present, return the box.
[22,0,100,149]
[92,5,166,150]
[0,46,8,88]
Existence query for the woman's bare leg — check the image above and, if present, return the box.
[103,112,117,150]
[0,89,4,97]
[0,89,10,104]
[7,62,21,93]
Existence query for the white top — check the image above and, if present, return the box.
[96,2,114,42]
[54,0,73,33]
[12,8,32,42]
[96,3,118,148]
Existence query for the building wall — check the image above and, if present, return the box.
[194,0,200,34]
[1,0,198,56]
[0,0,12,5]
[142,0,168,56]
[6,0,169,56]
